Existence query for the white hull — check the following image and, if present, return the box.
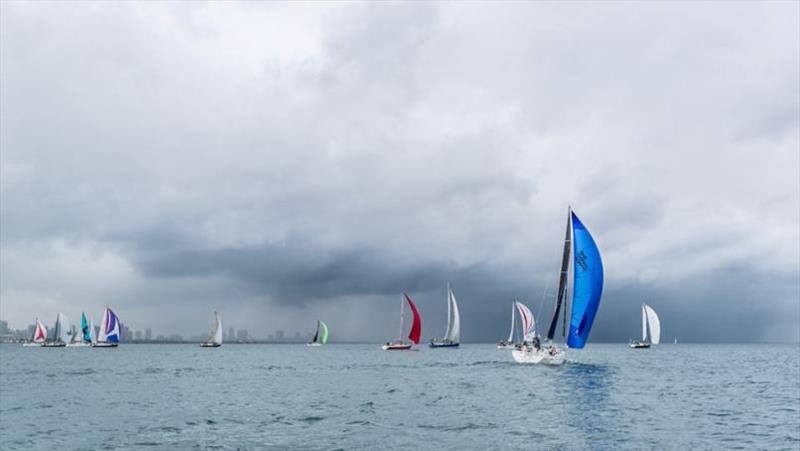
[92,342,118,348]
[68,342,92,347]
[306,342,322,347]
[512,347,566,365]
[22,342,43,347]
[497,344,515,349]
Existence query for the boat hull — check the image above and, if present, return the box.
[306,343,322,347]
[42,342,67,348]
[512,347,566,365]
[629,341,651,349]
[382,343,413,350]
[22,342,43,347]
[429,341,459,348]
[497,342,515,349]
[68,342,92,347]
[92,342,118,348]
[200,342,221,348]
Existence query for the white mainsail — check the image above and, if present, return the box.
[209,311,223,345]
[444,286,460,343]
[506,302,516,343]
[643,303,661,344]
[97,308,108,343]
[56,313,70,343]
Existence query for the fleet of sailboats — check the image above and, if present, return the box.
[307,320,329,346]
[13,208,618,360]
[382,293,422,350]
[429,283,460,348]
[200,311,223,347]
[630,303,660,348]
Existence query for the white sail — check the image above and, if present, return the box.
[89,317,96,344]
[210,311,223,345]
[641,304,647,341]
[445,287,460,343]
[56,313,70,343]
[97,308,108,343]
[644,304,661,345]
[506,302,516,343]
[515,301,535,341]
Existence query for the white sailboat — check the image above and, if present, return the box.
[22,318,47,347]
[630,303,660,348]
[512,208,604,365]
[43,313,69,347]
[497,302,517,349]
[430,283,460,348]
[201,311,223,347]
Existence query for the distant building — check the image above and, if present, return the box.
[228,327,235,341]
[267,334,274,341]
[145,328,152,341]
[236,329,249,341]
[0,320,10,335]
[135,330,142,341]
[276,330,285,341]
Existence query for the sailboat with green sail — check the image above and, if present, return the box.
[307,320,329,346]
[69,312,93,347]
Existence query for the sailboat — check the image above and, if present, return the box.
[200,311,223,347]
[43,313,70,347]
[93,307,120,348]
[382,293,422,350]
[497,302,517,349]
[512,208,604,365]
[430,283,460,348]
[22,318,47,347]
[69,312,93,347]
[307,320,329,347]
[630,303,660,348]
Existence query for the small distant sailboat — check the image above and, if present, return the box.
[200,311,223,347]
[674,337,678,344]
[69,312,93,347]
[307,320,329,347]
[430,283,460,348]
[497,302,517,349]
[23,318,47,347]
[382,293,421,350]
[512,208,604,365]
[93,307,120,348]
[43,313,70,347]
[630,303,660,348]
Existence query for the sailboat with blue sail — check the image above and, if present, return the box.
[93,307,120,348]
[69,312,93,347]
[512,208,604,364]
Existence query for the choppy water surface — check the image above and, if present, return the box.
[1,343,798,450]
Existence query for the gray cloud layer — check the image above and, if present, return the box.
[1,2,798,342]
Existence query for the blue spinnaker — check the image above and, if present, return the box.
[567,212,603,349]
[106,309,120,343]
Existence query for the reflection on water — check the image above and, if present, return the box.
[0,344,797,450]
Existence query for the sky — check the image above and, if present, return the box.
[1,2,798,343]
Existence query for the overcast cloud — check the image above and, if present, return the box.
[1,2,798,342]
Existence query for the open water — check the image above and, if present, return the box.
[0,343,798,450]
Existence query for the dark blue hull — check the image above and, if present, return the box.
[429,342,460,348]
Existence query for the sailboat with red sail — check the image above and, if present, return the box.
[382,293,422,350]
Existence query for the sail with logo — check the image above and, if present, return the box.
[513,208,604,364]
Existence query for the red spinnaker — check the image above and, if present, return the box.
[404,293,422,344]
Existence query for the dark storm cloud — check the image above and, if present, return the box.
[1,2,798,341]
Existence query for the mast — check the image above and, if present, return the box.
[547,207,572,340]
[398,293,406,341]
[642,303,647,342]
[507,302,516,343]
[444,283,452,340]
